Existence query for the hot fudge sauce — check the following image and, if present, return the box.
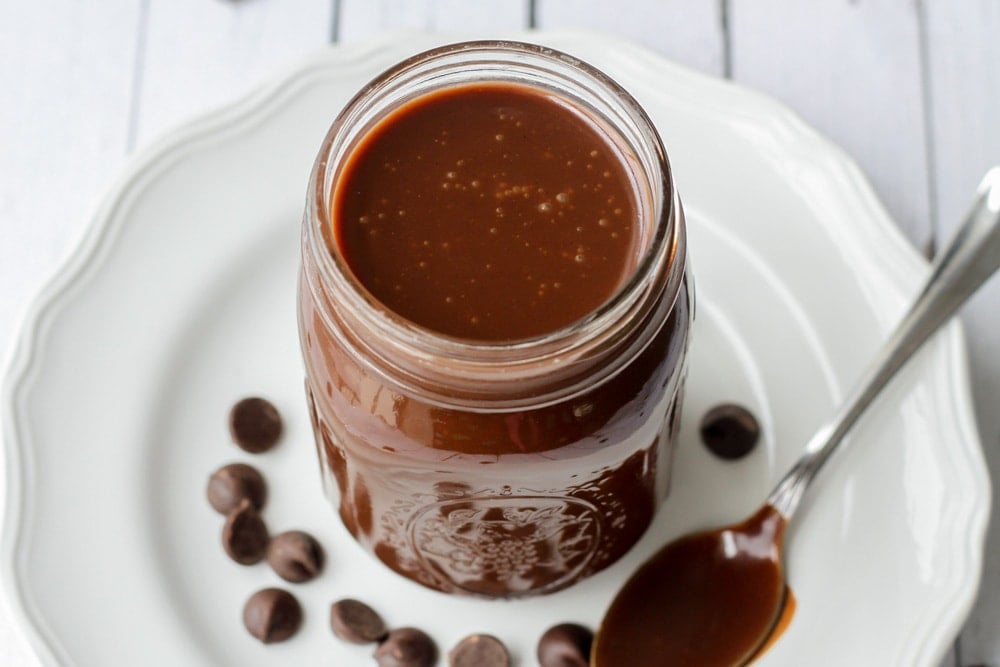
[299,41,691,597]
[334,83,640,341]
[593,505,789,666]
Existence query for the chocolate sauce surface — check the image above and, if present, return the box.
[333,82,640,341]
[593,504,790,666]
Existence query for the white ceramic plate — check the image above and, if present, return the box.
[2,32,990,667]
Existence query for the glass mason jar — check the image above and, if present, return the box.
[299,41,692,598]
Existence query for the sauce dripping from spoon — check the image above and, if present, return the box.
[591,168,1000,666]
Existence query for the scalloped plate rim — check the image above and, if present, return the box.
[0,29,990,666]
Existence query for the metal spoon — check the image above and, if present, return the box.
[592,168,1000,667]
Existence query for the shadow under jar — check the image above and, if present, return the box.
[299,41,692,598]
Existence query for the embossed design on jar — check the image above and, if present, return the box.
[407,495,602,597]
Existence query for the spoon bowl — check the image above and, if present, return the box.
[593,506,786,666]
[592,167,1000,667]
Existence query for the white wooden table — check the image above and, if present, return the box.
[1,1,997,665]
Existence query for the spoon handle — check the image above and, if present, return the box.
[768,168,1000,519]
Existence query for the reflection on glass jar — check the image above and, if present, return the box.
[299,41,692,597]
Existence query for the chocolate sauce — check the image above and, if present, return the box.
[300,42,692,597]
[749,588,796,661]
[301,286,690,595]
[593,504,789,666]
[333,82,640,341]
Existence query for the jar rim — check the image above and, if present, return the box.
[304,40,685,403]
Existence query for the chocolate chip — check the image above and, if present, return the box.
[374,627,438,667]
[267,530,324,583]
[330,598,388,644]
[229,397,282,453]
[537,623,592,667]
[449,633,509,667]
[242,588,302,643]
[222,500,269,565]
[206,462,267,515]
[699,403,761,460]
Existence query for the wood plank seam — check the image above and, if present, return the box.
[331,0,341,43]
[915,0,940,261]
[720,0,732,78]
[126,0,152,153]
